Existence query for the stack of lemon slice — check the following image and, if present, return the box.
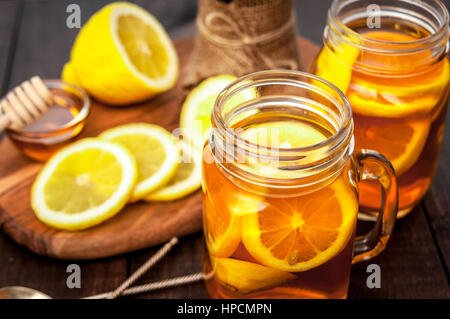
[32,70,240,231]
[34,1,217,231]
[31,123,202,231]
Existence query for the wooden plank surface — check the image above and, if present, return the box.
[0,0,449,299]
[422,105,450,276]
[349,206,450,298]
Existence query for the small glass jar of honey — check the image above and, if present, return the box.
[6,80,90,161]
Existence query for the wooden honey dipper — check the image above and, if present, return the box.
[0,76,54,132]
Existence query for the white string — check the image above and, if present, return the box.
[106,237,179,299]
[84,272,209,299]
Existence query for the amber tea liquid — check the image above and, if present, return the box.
[313,18,450,217]
[202,111,359,299]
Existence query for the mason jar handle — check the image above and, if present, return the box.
[352,149,398,263]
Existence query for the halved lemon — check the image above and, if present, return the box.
[31,138,137,231]
[354,115,430,176]
[66,2,178,105]
[210,256,295,294]
[61,62,81,87]
[180,75,237,150]
[99,123,179,201]
[241,177,358,272]
[145,141,201,201]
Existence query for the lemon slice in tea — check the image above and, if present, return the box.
[210,256,295,294]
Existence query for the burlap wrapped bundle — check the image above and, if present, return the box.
[183,0,301,88]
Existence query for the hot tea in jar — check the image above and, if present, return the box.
[312,0,450,217]
[201,71,398,299]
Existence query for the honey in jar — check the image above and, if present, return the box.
[6,80,90,161]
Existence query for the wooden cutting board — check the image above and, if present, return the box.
[0,37,319,260]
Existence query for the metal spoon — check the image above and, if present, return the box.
[0,272,206,299]
[0,286,51,299]
[0,237,180,299]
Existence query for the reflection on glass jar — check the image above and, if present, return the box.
[312,0,450,217]
[201,71,398,299]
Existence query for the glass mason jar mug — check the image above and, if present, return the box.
[201,71,398,299]
[312,0,450,217]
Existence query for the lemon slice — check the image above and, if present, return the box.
[315,35,450,119]
[145,141,201,201]
[232,120,357,271]
[349,59,449,119]
[237,121,329,179]
[99,123,179,201]
[241,177,358,272]
[354,116,431,175]
[203,144,265,258]
[210,256,295,294]
[203,187,242,258]
[314,42,360,94]
[180,75,238,150]
[241,121,328,148]
[66,2,178,105]
[31,138,137,231]
[204,188,265,258]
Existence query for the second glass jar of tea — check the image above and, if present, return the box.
[312,0,450,217]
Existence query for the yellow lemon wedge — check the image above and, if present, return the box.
[99,123,179,202]
[65,2,178,105]
[31,138,137,231]
[145,141,201,201]
[210,256,295,294]
[203,187,242,258]
[314,42,360,94]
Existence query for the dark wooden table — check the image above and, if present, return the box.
[0,0,449,299]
